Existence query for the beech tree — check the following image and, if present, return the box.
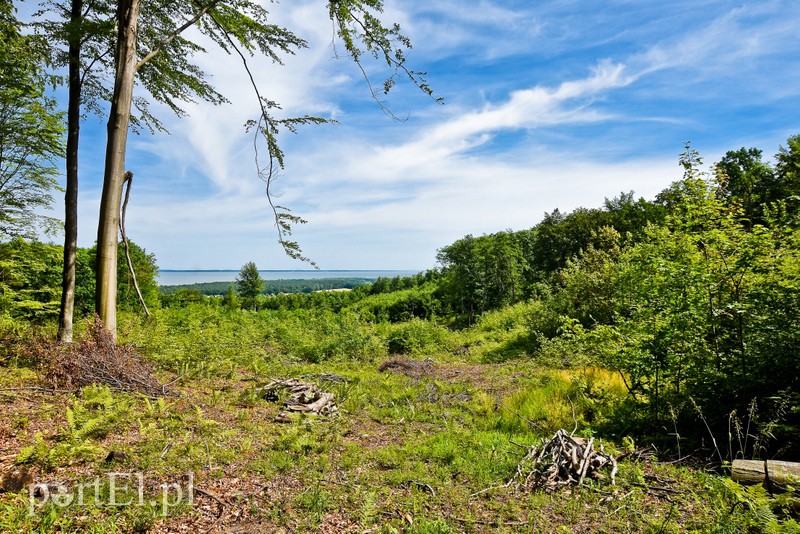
[93,0,439,338]
[41,0,114,342]
[35,0,228,341]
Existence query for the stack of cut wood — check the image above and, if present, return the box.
[512,429,617,491]
[258,378,337,416]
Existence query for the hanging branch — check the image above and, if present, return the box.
[329,2,443,121]
[119,171,150,317]
[133,2,439,267]
[208,11,326,267]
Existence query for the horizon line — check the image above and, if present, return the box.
[158,268,425,273]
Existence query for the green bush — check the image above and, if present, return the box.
[384,318,453,355]
[350,284,442,322]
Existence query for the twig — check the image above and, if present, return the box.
[577,437,594,486]
[630,482,682,494]
[160,372,189,392]
[508,439,530,451]
[194,487,226,533]
[469,479,515,498]
[498,399,540,430]
[567,395,578,436]
[406,480,435,497]
[159,440,173,460]
[661,449,701,464]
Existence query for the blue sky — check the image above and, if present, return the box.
[51,0,800,270]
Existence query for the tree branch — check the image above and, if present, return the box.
[208,11,318,267]
[136,0,224,71]
[80,47,114,88]
[119,171,150,317]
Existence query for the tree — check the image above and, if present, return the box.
[436,231,524,322]
[0,1,63,239]
[0,239,62,321]
[91,0,439,338]
[714,147,778,226]
[50,0,114,342]
[236,261,263,311]
[223,284,237,310]
[575,147,800,440]
[776,134,800,206]
[55,0,85,342]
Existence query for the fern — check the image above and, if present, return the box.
[725,479,800,533]
[66,384,131,441]
[65,407,76,435]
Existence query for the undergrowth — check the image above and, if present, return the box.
[0,307,796,532]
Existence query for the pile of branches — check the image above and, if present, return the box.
[24,319,166,397]
[510,429,618,491]
[257,378,337,416]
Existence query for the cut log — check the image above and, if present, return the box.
[732,459,800,486]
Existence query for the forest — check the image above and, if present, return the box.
[2,0,800,531]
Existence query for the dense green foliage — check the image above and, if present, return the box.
[0,240,158,320]
[434,192,667,325]
[0,238,62,320]
[0,1,64,238]
[113,241,160,312]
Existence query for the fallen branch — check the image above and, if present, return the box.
[119,171,150,318]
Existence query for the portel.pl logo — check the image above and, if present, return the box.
[28,472,194,516]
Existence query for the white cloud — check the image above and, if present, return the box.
[631,2,800,79]
[68,1,800,270]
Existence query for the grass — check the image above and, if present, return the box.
[0,308,793,532]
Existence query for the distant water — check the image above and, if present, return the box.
[157,270,421,286]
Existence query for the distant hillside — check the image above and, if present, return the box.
[159,278,373,296]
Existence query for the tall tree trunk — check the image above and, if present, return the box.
[95,0,140,338]
[57,0,83,343]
